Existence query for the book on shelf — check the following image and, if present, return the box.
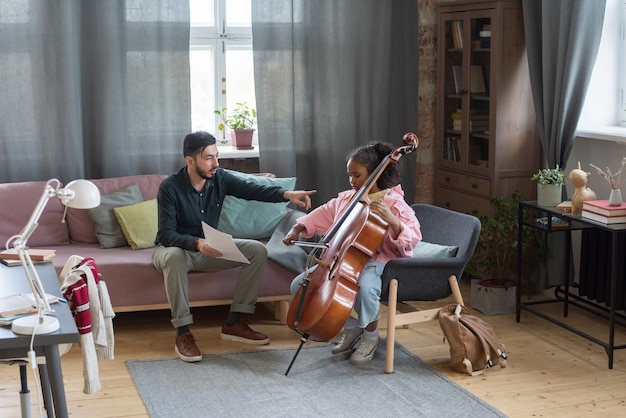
[444,136,461,162]
[452,65,462,93]
[581,210,626,224]
[581,200,626,217]
[0,248,56,262]
[0,293,61,318]
[556,200,573,213]
[451,20,463,49]
[469,65,486,93]
[452,120,489,131]
[452,137,460,162]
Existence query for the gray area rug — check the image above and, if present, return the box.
[127,341,506,418]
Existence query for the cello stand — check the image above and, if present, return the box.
[284,333,309,376]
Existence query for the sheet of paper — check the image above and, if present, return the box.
[201,222,250,264]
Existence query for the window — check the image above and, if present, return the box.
[577,0,626,141]
[189,0,256,144]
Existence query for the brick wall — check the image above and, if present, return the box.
[415,0,458,204]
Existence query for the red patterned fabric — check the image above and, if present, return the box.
[63,257,102,335]
[63,276,91,334]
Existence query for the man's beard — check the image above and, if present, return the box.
[195,165,214,180]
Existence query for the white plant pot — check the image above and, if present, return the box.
[536,183,562,207]
[470,279,517,315]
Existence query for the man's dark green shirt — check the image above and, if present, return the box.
[154,167,287,251]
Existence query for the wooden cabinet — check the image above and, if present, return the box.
[435,0,540,216]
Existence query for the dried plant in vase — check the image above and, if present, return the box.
[589,157,626,206]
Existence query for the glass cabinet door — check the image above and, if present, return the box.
[466,12,491,175]
[438,10,494,174]
[439,15,465,171]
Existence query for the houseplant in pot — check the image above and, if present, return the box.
[466,191,544,315]
[531,165,566,207]
[214,102,257,150]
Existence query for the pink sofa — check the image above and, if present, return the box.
[0,174,296,322]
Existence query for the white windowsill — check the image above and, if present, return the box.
[217,145,260,159]
[575,126,626,143]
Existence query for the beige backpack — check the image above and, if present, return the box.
[438,303,507,376]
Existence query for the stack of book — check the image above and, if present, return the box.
[581,200,626,224]
[451,108,489,132]
[0,248,56,266]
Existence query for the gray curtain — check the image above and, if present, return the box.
[522,0,606,289]
[522,0,605,169]
[251,0,418,206]
[0,1,190,184]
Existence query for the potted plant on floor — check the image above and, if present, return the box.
[214,102,257,150]
[531,165,566,207]
[466,191,543,315]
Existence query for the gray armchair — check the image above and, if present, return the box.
[381,203,481,373]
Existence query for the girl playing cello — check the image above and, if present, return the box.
[283,142,421,365]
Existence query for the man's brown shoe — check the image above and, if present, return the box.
[220,320,270,345]
[175,332,202,362]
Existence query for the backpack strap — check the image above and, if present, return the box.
[458,315,508,369]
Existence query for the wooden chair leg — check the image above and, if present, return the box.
[448,275,464,306]
[385,278,399,374]
[276,300,289,324]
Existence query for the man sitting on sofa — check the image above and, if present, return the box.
[153,131,316,362]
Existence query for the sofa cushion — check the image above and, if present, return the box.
[413,241,458,258]
[66,174,167,244]
[217,170,296,240]
[114,199,158,250]
[88,183,144,248]
[0,180,71,247]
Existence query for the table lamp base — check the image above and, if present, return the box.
[12,315,60,335]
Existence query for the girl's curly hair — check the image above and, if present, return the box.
[347,142,401,190]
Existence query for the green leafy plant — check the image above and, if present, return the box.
[214,102,257,131]
[466,191,544,290]
[531,165,566,185]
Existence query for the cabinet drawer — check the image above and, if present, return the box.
[436,188,492,217]
[438,170,491,198]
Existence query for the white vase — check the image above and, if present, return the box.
[608,189,622,206]
[537,184,562,207]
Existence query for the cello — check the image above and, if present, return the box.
[285,133,418,374]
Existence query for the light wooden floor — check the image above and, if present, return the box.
[1,280,625,418]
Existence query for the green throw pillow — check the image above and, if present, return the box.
[113,199,158,250]
[88,183,143,248]
[217,170,296,239]
[413,241,459,258]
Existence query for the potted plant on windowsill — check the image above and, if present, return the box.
[466,191,544,315]
[531,165,566,207]
[214,102,257,150]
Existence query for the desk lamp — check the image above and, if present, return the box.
[5,179,100,335]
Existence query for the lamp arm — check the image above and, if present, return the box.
[5,179,62,319]
[17,250,53,315]
[9,179,61,249]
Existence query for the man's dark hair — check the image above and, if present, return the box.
[183,131,217,158]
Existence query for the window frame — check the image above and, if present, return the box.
[576,0,626,143]
[189,0,255,145]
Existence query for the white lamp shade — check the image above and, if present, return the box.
[62,179,101,209]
